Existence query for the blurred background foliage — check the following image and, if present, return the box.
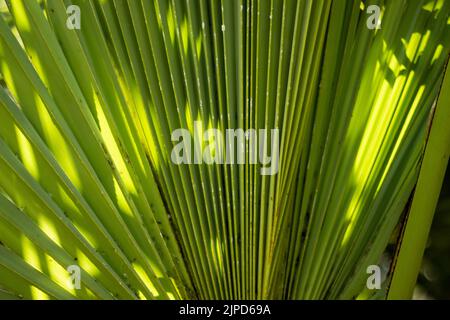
[415,166,450,299]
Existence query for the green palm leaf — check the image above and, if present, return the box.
[0,0,449,300]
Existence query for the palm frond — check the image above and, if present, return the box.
[0,0,449,300]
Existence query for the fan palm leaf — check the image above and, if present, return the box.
[0,0,449,300]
